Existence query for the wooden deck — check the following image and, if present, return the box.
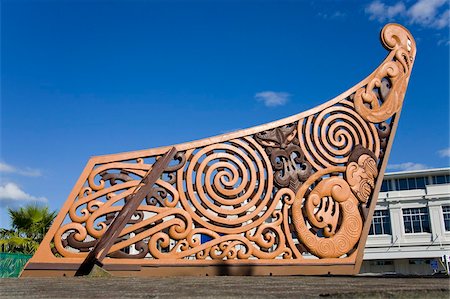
[1,276,449,298]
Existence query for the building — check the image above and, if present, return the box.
[361,167,450,275]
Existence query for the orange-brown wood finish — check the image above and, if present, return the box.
[21,23,416,277]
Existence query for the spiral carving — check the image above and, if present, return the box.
[298,100,380,170]
[178,137,274,234]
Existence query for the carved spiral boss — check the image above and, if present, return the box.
[26,24,416,276]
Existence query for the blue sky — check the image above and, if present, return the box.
[1,0,449,228]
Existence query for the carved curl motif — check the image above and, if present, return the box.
[291,147,378,259]
[354,24,415,123]
[54,153,186,258]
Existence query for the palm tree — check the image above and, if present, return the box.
[0,205,57,254]
[0,228,38,254]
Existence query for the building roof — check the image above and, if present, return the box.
[384,167,450,179]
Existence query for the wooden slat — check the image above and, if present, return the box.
[75,147,177,276]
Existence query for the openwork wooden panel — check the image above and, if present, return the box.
[22,23,416,277]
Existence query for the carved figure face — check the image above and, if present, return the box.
[346,154,378,203]
[254,123,312,191]
[254,124,297,149]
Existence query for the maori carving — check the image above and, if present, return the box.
[297,99,380,170]
[22,24,416,277]
[346,145,378,203]
[178,137,275,234]
[53,154,186,258]
[354,24,415,123]
[291,147,378,259]
[376,121,392,159]
[255,123,312,191]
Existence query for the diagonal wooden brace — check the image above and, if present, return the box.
[75,147,178,276]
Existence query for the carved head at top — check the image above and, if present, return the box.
[381,23,416,65]
[346,145,378,203]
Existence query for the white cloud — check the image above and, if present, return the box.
[437,38,450,46]
[0,182,47,207]
[0,163,16,173]
[433,9,450,29]
[365,1,406,22]
[255,91,290,107]
[438,147,450,158]
[0,161,42,177]
[408,0,448,28]
[318,11,347,20]
[365,0,449,30]
[387,162,429,171]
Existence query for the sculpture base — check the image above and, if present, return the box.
[21,260,358,277]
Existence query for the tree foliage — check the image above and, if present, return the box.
[0,205,57,254]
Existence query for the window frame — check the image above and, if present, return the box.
[443,205,450,232]
[402,207,431,234]
[369,209,392,235]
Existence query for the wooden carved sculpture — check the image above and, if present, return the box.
[21,23,416,277]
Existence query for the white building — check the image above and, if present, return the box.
[361,167,450,275]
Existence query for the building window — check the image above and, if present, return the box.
[432,175,450,185]
[369,210,392,235]
[443,206,450,231]
[380,180,392,192]
[370,260,393,266]
[409,259,431,265]
[395,178,408,190]
[393,177,427,191]
[415,177,427,189]
[403,208,431,233]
